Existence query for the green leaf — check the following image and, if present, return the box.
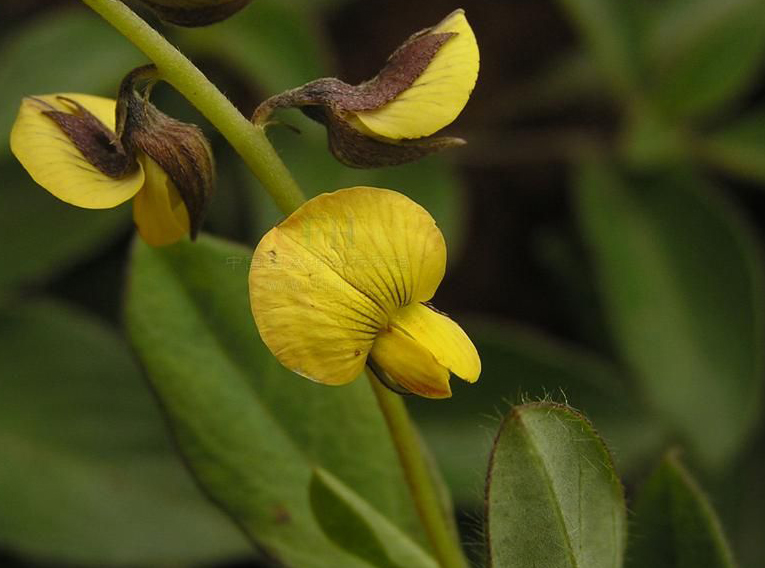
[699,106,765,183]
[645,0,765,120]
[174,0,329,93]
[485,402,627,568]
[576,162,765,467]
[627,450,737,568]
[553,0,644,96]
[409,320,666,507]
[125,235,430,568]
[0,299,250,565]
[310,469,438,568]
[0,159,130,291]
[0,7,145,157]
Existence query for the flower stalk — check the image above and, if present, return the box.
[368,376,468,568]
[78,1,469,566]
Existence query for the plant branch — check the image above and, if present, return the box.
[80,2,466,566]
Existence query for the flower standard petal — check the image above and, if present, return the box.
[390,302,481,382]
[10,94,144,209]
[351,9,480,140]
[250,224,384,385]
[132,155,191,247]
[272,187,447,312]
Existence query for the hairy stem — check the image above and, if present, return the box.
[81,0,305,214]
[80,2,466,566]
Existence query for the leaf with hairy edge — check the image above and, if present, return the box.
[627,450,737,568]
[410,319,666,507]
[125,236,431,568]
[576,162,764,468]
[310,469,438,568]
[485,402,626,568]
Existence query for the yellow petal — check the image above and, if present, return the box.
[10,94,144,208]
[352,10,479,140]
[390,302,480,382]
[249,187,446,385]
[273,187,445,312]
[370,326,452,399]
[250,223,383,385]
[132,155,190,247]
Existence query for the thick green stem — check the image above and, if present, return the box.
[369,377,468,568]
[80,1,466,566]
[81,0,305,214]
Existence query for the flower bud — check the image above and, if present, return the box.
[252,9,479,168]
[137,0,251,27]
[117,66,215,239]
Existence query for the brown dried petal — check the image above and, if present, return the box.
[40,96,135,178]
[303,106,465,169]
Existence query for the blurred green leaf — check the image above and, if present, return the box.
[576,162,764,467]
[627,450,737,568]
[174,0,329,93]
[0,7,144,157]
[698,106,765,183]
[411,320,665,507]
[620,102,688,169]
[645,0,765,120]
[553,0,644,96]
[485,402,626,568]
[0,299,250,565]
[126,235,431,568]
[309,469,438,568]
[0,159,130,291]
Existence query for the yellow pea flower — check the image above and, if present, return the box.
[253,9,479,168]
[11,94,189,247]
[249,187,480,399]
[348,9,480,141]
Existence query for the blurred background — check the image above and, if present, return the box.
[1,0,765,566]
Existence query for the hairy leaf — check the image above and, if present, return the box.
[485,402,626,568]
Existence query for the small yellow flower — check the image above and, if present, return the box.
[253,9,480,168]
[347,9,480,141]
[249,187,480,399]
[11,93,196,247]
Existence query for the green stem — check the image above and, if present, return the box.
[369,377,468,568]
[80,1,466,566]
[80,0,305,215]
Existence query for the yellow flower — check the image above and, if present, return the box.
[249,187,480,399]
[253,9,479,168]
[10,94,191,246]
[347,9,480,141]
